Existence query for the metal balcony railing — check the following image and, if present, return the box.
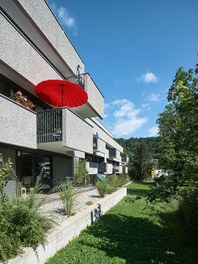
[37,109,62,143]
[109,149,116,158]
[93,137,98,149]
[66,73,85,89]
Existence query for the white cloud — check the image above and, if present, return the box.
[148,126,159,137]
[137,71,159,84]
[106,99,148,137]
[50,3,78,34]
[146,93,161,102]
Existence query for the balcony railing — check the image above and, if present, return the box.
[93,137,98,149]
[66,73,85,89]
[37,109,62,143]
[109,149,116,158]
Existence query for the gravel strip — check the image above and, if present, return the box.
[39,187,101,225]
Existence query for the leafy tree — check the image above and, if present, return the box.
[150,61,198,228]
[130,143,152,181]
[115,137,161,181]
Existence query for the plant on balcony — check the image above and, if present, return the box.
[10,90,35,110]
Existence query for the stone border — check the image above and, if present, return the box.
[6,186,127,264]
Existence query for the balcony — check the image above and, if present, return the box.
[0,94,37,149]
[67,73,104,119]
[86,161,98,175]
[113,166,120,173]
[37,108,93,154]
[107,147,121,162]
[109,148,117,159]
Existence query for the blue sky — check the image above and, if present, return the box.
[47,0,198,139]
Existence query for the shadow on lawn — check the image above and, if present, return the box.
[127,188,151,197]
[83,211,198,264]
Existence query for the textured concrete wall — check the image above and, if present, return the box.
[106,163,113,174]
[6,187,127,264]
[0,95,37,149]
[1,15,60,85]
[18,0,84,74]
[85,74,104,119]
[97,138,106,154]
[86,118,123,153]
[62,109,93,154]
[86,161,98,175]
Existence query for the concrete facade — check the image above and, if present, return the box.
[0,0,128,192]
[0,95,37,149]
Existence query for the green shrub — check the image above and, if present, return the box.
[54,181,76,216]
[106,186,116,194]
[107,174,121,188]
[178,185,198,229]
[0,153,13,201]
[95,181,108,197]
[107,174,129,189]
[75,160,88,186]
[0,191,52,262]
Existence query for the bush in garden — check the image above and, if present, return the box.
[75,160,88,186]
[54,181,76,216]
[178,185,198,229]
[107,174,130,189]
[0,189,52,262]
[0,153,13,202]
[95,180,108,197]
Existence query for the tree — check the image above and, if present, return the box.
[130,143,152,181]
[150,61,198,228]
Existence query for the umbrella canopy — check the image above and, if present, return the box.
[35,79,88,107]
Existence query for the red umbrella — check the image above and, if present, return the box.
[35,79,88,107]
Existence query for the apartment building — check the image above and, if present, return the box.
[0,0,128,195]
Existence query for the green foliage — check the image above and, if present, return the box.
[0,153,13,200]
[0,191,52,262]
[116,137,162,161]
[115,138,161,181]
[75,160,88,186]
[95,180,108,198]
[178,185,198,228]
[96,174,130,197]
[107,174,121,188]
[131,143,153,181]
[107,174,129,188]
[54,181,76,216]
[46,183,198,264]
[150,61,198,229]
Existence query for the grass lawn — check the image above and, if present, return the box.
[46,183,198,264]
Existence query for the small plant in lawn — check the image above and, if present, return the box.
[95,180,108,197]
[54,181,76,216]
